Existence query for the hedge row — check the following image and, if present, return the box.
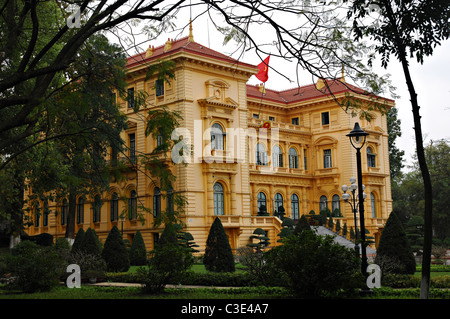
[104,270,258,287]
[382,273,450,289]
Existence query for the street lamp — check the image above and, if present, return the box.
[342,178,366,254]
[346,122,369,279]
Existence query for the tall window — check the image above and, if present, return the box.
[367,147,376,168]
[272,146,283,167]
[153,187,161,218]
[211,123,224,150]
[289,148,298,168]
[332,194,340,214]
[76,197,84,224]
[322,112,330,125]
[304,149,307,170]
[292,117,299,125]
[323,149,332,168]
[320,195,328,212]
[274,193,284,215]
[371,193,376,218]
[127,88,134,109]
[61,199,68,225]
[43,202,49,226]
[129,190,137,220]
[213,182,224,215]
[257,192,267,214]
[256,143,268,165]
[34,202,40,227]
[291,194,299,220]
[129,133,136,161]
[110,193,118,221]
[93,195,102,223]
[155,79,164,97]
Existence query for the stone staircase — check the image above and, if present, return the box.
[312,226,377,256]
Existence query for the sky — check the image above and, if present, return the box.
[116,8,450,173]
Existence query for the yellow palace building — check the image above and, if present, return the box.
[26,27,394,252]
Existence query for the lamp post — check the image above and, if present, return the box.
[346,122,369,279]
[342,177,366,254]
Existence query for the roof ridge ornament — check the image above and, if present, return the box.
[188,19,194,42]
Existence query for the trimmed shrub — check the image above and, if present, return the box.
[82,228,101,256]
[265,230,363,298]
[102,226,130,272]
[71,228,85,253]
[204,217,235,273]
[375,212,416,275]
[129,230,147,266]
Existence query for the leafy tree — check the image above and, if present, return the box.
[348,0,450,298]
[140,237,193,294]
[375,212,416,275]
[204,217,235,273]
[386,107,405,182]
[129,230,147,266]
[277,218,296,241]
[102,225,130,272]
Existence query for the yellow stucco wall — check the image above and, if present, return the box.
[25,35,394,253]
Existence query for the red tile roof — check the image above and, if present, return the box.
[126,36,256,70]
[246,80,384,105]
[126,36,393,106]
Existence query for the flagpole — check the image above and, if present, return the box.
[258,83,265,119]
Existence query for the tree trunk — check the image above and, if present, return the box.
[382,1,433,299]
[65,191,77,243]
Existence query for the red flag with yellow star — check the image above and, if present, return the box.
[255,55,270,83]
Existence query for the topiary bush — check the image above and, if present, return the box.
[129,230,147,266]
[71,228,85,254]
[82,228,102,257]
[204,217,235,273]
[375,212,416,275]
[102,226,130,272]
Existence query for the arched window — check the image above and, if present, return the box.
[77,197,84,224]
[367,147,376,168]
[110,193,118,221]
[272,146,283,167]
[256,143,268,165]
[129,190,137,220]
[320,195,328,212]
[257,192,267,214]
[332,194,340,215]
[153,187,161,218]
[61,199,68,225]
[213,182,224,215]
[289,148,298,168]
[274,193,284,216]
[371,193,376,218]
[93,195,102,223]
[211,123,224,150]
[291,194,299,220]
